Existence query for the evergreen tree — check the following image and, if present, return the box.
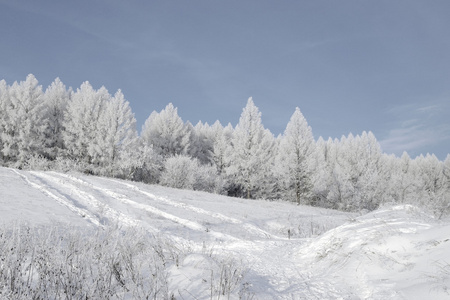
[97,89,139,177]
[1,74,46,165]
[0,80,10,164]
[441,154,450,217]
[63,82,109,168]
[211,121,233,175]
[389,152,419,204]
[415,154,447,216]
[42,77,70,160]
[321,132,386,211]
[226,97,275,199]
[188,121,214,165]
[141,103,190,158]
[276,107,316,204]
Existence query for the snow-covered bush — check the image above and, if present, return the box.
[193,163,225,194]
[0,223,255,300]
[0,224,172,299]
[130,144,163,184]
[429,261,450,295]
[160,155,223,193]
[21,154,52,171]
[160,155,197,190]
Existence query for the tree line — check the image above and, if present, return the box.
[1,74,449,216]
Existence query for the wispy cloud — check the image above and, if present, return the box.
[380,124,442,154]
[380,100,450,158]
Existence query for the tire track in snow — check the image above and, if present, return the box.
[30,171,141,229]
[45,172,321,296]
[110,179,277,239]
[10,169,102,227]
[48,172,239,242]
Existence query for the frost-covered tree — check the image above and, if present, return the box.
[386,152,421,204]
[141,103,190,158]
[351,131,387,210]
[226,97,276,199]
[211,121,233,175]
[130,143,163,184]
[441,154,450,217]
[0,80,10,164]
[275,107,317,204]
[1,74,46,165]
[320,132,386,211]
[314,137,332,206]
[188,121,214,165]
[318,137,351,209]
[414,154,448,217]
[42,77,70,160]
[63,82,109,168]
[97,89,140,177]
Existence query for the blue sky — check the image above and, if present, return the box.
[1,0,449,160]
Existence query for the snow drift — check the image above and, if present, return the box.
[1,167,449,299]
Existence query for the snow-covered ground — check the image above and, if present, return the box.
[1,166,449,299]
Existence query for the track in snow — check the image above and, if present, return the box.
[11,169,102,227]
[39,171,241,243]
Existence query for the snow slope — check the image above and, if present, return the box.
[1,166,449,299]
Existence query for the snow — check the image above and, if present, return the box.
[1,166,449,299]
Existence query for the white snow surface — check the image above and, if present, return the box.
[1,166,449,299]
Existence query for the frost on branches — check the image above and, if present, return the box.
[0,74,449,216]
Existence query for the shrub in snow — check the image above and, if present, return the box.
[193,163,225,194]
[0,224,172,299]
[0,223,254,300]
[129,144,163,184]
[429,261,450,295]
[160,155,197,190]
[160,155,223,193]
[169,253,250,299]
[21,154,52,171]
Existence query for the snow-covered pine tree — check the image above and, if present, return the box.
[314,137,332,207]
[442,154,450,217]
[0,79,10,164]
[188,121,214,165]
[42,77,70,160]
[211,121,233,175]
[415,153,447,216]
[322,136,352,209]
[225,97,276,199]
[275,107,316,205]
[141,103,191,159]
[1,74,46,166]
[331,132,386,211]
[62,81,109,170]
[389,152,419,203]
[97,89,139,178]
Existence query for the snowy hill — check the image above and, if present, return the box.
[1,167,449,299]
